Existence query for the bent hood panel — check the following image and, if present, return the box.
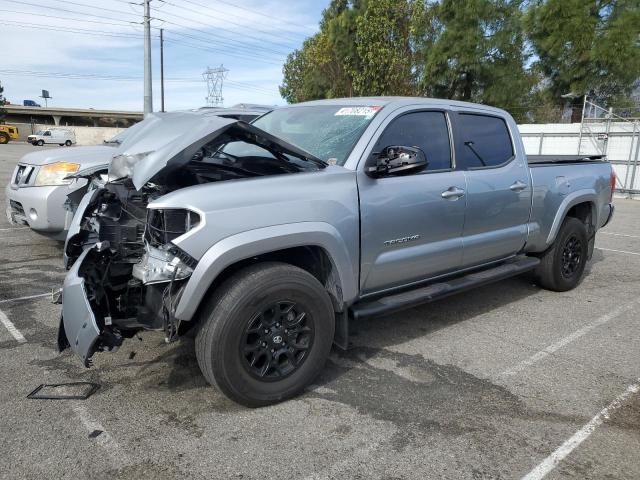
[115,111,323,189]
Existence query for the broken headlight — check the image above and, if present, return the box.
[132,245,196,285]
[109,151,152,180]
[145,208,201,247]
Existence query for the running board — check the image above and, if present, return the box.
[351,256,540,319]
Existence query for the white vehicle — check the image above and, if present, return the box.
[27,129,76,147]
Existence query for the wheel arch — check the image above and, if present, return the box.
[545,191,598,247]
[174,223,358,321]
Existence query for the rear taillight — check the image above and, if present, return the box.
[610,171,616,202]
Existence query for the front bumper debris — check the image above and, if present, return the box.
[59,248,112,367]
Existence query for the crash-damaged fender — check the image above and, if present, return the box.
[173,222,359,321]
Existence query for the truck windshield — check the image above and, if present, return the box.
[250,105,381,166]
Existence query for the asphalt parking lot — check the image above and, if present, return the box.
[0,142,638,480]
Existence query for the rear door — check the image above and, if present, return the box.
[358,108,466,294]
[453,112,531,267]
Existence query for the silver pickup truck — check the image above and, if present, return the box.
[58,97,615,406]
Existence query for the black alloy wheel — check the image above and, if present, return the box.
[560,235,582,279]
[241,301,314,380]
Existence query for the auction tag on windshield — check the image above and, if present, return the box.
[334,106,381,118]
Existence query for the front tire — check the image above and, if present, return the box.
[535,217,589,291]
[37,140,44,146]
[195,262,335,407]
[65,140,72,146]
[0,133,8,144]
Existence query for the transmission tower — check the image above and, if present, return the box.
[202,65,229,107]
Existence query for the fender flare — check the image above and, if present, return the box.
[545,190,598,247]
[174,222,358,321]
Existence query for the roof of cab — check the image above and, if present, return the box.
[287,96,508,116]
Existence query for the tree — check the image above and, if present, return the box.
[421,0,534,119]
[525,0,640,117]
[0,81,7,124]
[280,0,535,117]
[280,1,363,102]
[279,0,638,124]
[349,0,419,96]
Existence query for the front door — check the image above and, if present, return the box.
[358,109,466,295]
[453,112,531,267]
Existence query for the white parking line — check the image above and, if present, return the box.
[0,293,50,304]
[72,403,130,464]
[599,231,640,239]
[597,247,640,256]
[0,307,27,343]
[501,299,638,377]
[521,381,640,480]
[0,227,28,232]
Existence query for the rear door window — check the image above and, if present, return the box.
[457,113,513,169]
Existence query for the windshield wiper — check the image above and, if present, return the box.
[204,162,265,177]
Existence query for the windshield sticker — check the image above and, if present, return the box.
[334,106,381,118]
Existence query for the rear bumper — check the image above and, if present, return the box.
[59,248,102,366]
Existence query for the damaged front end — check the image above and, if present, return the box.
[59,180,199,366]
[57,113,324,366]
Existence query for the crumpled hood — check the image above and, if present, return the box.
[18,145,115,167]
[114,111,323,190]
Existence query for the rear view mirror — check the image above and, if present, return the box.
[366,145,427,177]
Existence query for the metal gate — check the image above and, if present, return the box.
[578,98,640,197]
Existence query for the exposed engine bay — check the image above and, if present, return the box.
[59,118,324,364]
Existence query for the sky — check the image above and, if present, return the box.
[0,0,327,111]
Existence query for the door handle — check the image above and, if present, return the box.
[510,180,527,192]
[441,187,465,200]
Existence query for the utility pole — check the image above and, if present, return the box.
[160,28,165,112]
[143,0,153,115]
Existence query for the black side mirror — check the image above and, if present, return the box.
[367,145,427,178]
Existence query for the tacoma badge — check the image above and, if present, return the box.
[384,235,420,247]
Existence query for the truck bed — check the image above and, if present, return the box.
[527,154,606,166]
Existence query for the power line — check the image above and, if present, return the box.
[2,20,149,39]
[157,0,303,49]
[0,16,283,66]
[183,0,315,33]
[4,0,294,60]
[0,8,139,28]
[41,0,141,19]
[0,69,278,95]
[5,0,142,25]
[1,9,285,65]
[149,9,291,57]
[162,30,283,65]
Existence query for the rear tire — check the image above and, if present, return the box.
[0,133,8,144]
[535,217,589,292]
[195,262,335,407]
[37,140,44,146]
[65,140,72,146]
